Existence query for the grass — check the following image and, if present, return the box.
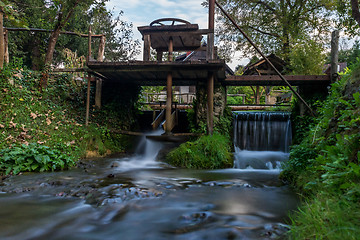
[287,195,360,240]
[166,134,233,169]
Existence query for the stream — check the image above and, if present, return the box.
[0,113,298,240]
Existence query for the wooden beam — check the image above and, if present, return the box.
[225,75,330,86]
[4,27,104,38]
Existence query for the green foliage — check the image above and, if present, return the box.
[282,58,360,239]
[0,59,132,175]
[166,134,233,169]
[0,143,75,175]
[214,0,334,60]
[6,0,139,69]
[289,40,326,75]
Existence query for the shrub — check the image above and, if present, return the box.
[166,134,233,169]
[0,143,76,175]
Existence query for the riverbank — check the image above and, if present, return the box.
[282,60,360,239]
[0,61,133,176]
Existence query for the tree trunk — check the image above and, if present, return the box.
[40,0,81,89]
[351,0,360,27]
[40,29,61,88]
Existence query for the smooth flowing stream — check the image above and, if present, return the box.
[0,113,298,240]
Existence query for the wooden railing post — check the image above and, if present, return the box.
[87,26,92,63]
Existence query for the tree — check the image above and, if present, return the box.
[351,0,360,27]
[214,0,335,61]
[40,0,95,88]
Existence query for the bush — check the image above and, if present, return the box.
[166,134,233,169]
[0,143,76,175]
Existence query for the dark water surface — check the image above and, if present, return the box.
[0,161,297,239]
[0,130,298,240]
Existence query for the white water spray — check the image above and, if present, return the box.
[113,129,164,171]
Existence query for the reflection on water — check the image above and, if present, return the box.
[0,128,298,240]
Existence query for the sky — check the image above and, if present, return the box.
[105,0,247,70]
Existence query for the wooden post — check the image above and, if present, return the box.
[157,51,163,62]
[165,37,174,134]
[168,37,173,62]
[85,73,91,126]
[207,72,214,135]
[331,30,339,83]
[95,79,102,109]
[143,34,151,61]
[0,10,4,69]
[87,26,92,63]
[207,0,215,60]
[97,35,106,62]
[4,29,8,64]
[207,0,215,135]
[95,35,105,109]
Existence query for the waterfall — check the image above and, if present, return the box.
[233,112,292,170]
[113,129,164,171]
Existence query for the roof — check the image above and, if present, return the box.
[242,54,287,75]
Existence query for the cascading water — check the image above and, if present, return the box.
[113,129,164,171]
[233,111,292,170]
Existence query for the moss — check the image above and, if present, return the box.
[166,134,233,169]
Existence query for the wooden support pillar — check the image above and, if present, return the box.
[331,30,339,83]
[206,0,215,135]
[207,72,214,135]
[168,37,173,62]
[95,36,105,109]
[87,26,92,63]
[85,73,91,126]
[157,51,163,62]
[4,30,8,64]
[207,0,215,60]
[165,72,173,133]
[143,34,151,61]
[0,10,4,69]
[95,79,102,109]
[165,37,174,133]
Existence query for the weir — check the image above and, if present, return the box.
[233,111,292,169]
